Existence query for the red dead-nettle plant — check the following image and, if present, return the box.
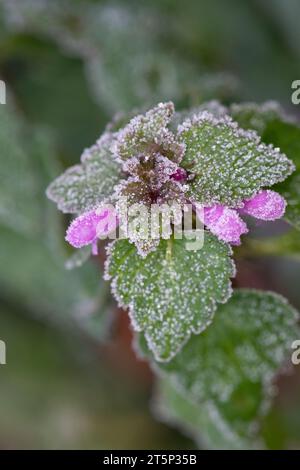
[47,101,300,449]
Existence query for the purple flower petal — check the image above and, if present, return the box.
[66,206,118,249]
[241,190,286,220]
[196,204,248,245]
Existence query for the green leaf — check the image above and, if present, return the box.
[230,102,300,230]
[262,120,300,231]
[46,133,122,214]
[0,35,104,159]
[179,112,294,207]
[114,102,177,160]
[230,103,300,169]
[105,233,235,362]
[1,1,237,115]
[143,289,300,447]
[0,104,51,236]
[155,378,249,449]
[230,101,292,135]
[170,100,228,132]
[0,97,113,341]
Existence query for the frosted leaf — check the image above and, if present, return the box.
[230,101,295,135]
[154,378,252,450]
[170,100,228,131]
[156,180,187,206]
[178,112,295,207]
[255,119,300,230]
[47,133,122,213]
[114,178,158,256]
[2,2,237,114]
[105,108,144,133]
[152,155,180,184]
[154,128,185,164]
[115,161,187,256]
[134,238,161,258]
[0,102,54,236]
[231,102,300,230]
[115,177,152,207]
[105,234,235,362]
[122,154,179,189]
[144,290,300,444]
[0,92,113,341]
[113,102,177,160]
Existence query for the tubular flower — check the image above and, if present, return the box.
[195,190,286,245]
[46,102,294,257]
[65,206,118,255]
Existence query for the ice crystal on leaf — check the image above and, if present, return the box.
[46,100,298,364]
[230,101,295,135]
[178,111,294,207]
[113,102,184,163]
[46,132,122,214]
[229,101,300,232]
[140,290,300,445]
[105,234,235,361]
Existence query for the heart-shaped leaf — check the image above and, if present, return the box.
[105,233,235,361]
[142,289,299,447]
[178,112,294,207]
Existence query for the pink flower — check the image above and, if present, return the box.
[241,190,286,220]
[196,190,286,245]
[198,205,249,245]
[65,205,118,255]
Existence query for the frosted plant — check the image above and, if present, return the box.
[47,100,300,448]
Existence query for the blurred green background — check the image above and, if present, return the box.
[0,0,300,449]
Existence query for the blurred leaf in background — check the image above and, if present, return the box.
[0,0,238,114]
[0,99,113,341]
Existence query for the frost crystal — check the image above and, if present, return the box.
[105,234,235,361]
[113,102,184,162]
[228,101,300,233]
[230,101,296,134]
[46,132,122,213]
[145,289,300,443]
[178,111,295,207]
[241,190,286,221]
[196,204,248,245]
